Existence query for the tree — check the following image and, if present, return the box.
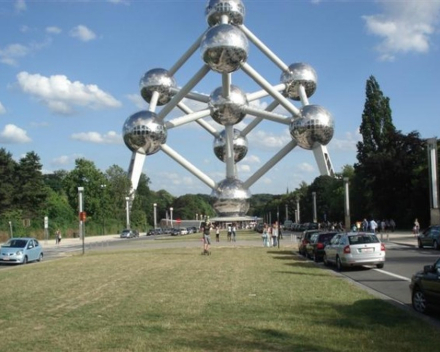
[15,152,48,219]
[0,148,16,215]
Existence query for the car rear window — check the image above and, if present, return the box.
[318,233,336,243]
[348,234,379,245]
[4,239,27,248]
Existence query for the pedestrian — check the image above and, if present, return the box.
[227,224,232,242]
[362,218,369,232]
[390,219,396,232]
[272,222,278,247]
[262,223,269,247]
[202,221,211,255]
[413,218,420,237]
[215,225,220,242]
[56,229,62,244]
[232,223,237,242]
[370,219,377,233]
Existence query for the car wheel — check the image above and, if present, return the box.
[23,256,28,264]
[323,254,329,266]
[434,240,440,250]
[313,252,319,262]
[376,263,384,269]
[37,253,43,262]
[336,256,343,271]
[412,287,427,314]
[418,239,423,249]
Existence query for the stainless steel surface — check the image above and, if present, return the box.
[140,68,177,106]
[289,105,334,150]
[211,177,251,217]
[213,128,248,162]
[281,63,317,101]
[209,84,248,125]
[200,23,249,73]
[123,111,167,155]
[205,0,245,27]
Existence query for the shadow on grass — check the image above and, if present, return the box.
[266,250,294,255]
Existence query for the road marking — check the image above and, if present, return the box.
[374,268,411,282]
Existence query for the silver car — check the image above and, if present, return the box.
[0,237,43,264]
[323,232,386,270]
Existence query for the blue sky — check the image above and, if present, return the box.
[0,0,439,197]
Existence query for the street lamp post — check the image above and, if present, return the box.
[343,177,351,231]
[125,197,130,229]
[296,198,300,223]
[312,192,317,223]
[8,221,12,238]
[78,187,85,255]
[100,184,106,235]
[153,203,157,229]
[170,207,174,228]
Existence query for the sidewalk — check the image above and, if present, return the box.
[41,231,419,250]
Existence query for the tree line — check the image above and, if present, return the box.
[0,76,436,239]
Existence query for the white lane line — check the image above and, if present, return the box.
[374,268,411,282]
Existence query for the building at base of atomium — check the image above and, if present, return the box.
[122,0,335,220]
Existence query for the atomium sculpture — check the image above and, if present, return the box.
[123,0,335,220]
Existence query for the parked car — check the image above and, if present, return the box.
[298,229,321,256]
[323,232,386,270]
[0,237,43,264]
[170,228,180,236]
[179,227,188,235]
[410,257,440,314]
[417,225,440,250]
[120,229,138,238]
[305,231,339,262]
[147,228,162,236]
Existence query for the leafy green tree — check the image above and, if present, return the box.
[15,152,48,219]
[0,148,16,215]
[104,164,131,229]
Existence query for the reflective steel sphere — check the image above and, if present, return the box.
[205,0,245,27]
[123,111,167,155]
[281,63,317,101]
[211,178,251,217]
[140,68,177,106]
[209,85,248,125]
[213,128,248,162]
[200,24,249,73]
[289,105,334,150]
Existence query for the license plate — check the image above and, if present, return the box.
[3,257,9,261]
[361,248,373,253]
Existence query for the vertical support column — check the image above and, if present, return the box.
[153,203,157,230]
[344,177,351,231]
[170,207,174,228]
[296,198,301,224]
[427,138,440,225]
[78,187,85,255]
[125,197,130,229]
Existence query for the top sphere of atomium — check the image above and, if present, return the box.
[123,111,167,155]
[211,178,251,217]
[200,23,249,74]
[140,68,177,106]
[289,105,334,150]
[213,128,248,162]
[205,0,245,27]
[209,85,248,125]
[281,63,317,101]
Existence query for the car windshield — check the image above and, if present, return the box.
[3,239,28,248]
[348,234,379,245]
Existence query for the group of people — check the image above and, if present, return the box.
[261,222,282,247]
[360,218,396,233]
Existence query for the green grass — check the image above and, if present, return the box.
[0,241,438,352]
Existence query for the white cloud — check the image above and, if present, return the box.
[363,0,440,61]
[15,0,26,13]
[329,130,361,152]
[0,43,29,66]
[16,71,122,114]
[296,162,315,173]
[69,25,97,42]
[126,94,146,109]
[71,131,122,144]
[50,153,82,166]
[248,129,291,151]
[0,101,6,114]
[46,26,62,34]
[108,0,130,4]
[0,124,31,143]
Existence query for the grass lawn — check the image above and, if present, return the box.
[0,239,439,352]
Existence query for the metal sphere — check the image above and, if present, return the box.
[139,68,177,106]
[200,24,249,73]
[211,178,251,217]
[123,111,167,155]
[205,0,245,27]
[281,63,317,101]
[209,85,248,125]
[289,105,334,150]
[213,128,248,162]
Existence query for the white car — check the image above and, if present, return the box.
[179,227,188,235]
[323,232,385,271]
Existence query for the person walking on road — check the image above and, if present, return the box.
[55,229,62,245]
[413,218,420,237]
[202,221,212,255]
[215,225,220,242]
